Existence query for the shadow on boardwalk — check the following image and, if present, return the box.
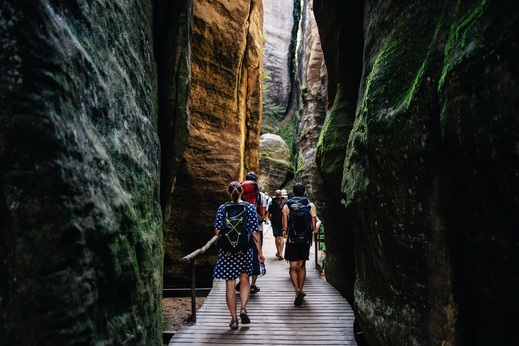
[169,227,357,345]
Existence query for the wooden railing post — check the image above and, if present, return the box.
[190,258,196,322]
[181,235,218,323]
[314,232,319,270]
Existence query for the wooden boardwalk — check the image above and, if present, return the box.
[169,228,357,345]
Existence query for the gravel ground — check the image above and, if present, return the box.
[162,297,206,332]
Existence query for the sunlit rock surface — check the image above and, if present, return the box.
[295,0,326,210]
[0,1,163,344]
[315,0,518,344]
[163,0,264,285]
[262,0,294,113]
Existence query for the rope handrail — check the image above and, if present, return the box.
[180,234,219,323]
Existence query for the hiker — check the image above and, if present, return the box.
[239,171,267,294]
[264,191,272,222]
[213,181,265,329]
[267,189,286,260]
[282,183,318,306]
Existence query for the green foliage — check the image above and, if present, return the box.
[263,99,285,119]
[262,69,272,93]
[261,109,297,150]
[261,66,297,149]
[300,84,308,103]
[295,154,304,173]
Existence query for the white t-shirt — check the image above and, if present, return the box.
[258,192,268,231]
[260,192,268,209]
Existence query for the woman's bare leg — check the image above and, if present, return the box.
[238,272,250,310]
[226,279,238,320]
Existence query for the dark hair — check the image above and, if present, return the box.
[245,171,257,181]
[228,181,242,202]
[292,183,306,197]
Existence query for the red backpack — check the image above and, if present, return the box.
[241,180,264,218]
[241,180,258,205]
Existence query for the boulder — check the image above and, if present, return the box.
[258,133,292,192]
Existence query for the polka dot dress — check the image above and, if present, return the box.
[213,202,259,280]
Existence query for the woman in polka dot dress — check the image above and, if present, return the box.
[213,181,264,330]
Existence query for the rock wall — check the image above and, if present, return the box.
[315,0,518,345]
[154,0,192,212]
[0,1,163,344]
[294,0,326,210]
[314,0,362,305]
[262,0,295,114]
[163,0,264,285]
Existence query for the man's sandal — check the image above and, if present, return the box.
[294,293,304,306]
[229,319,239,330]
[240,309,251,324]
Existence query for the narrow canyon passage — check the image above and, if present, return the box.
[1,1,517,345]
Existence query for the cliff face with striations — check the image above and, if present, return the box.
[294,1,326,211]
[1,0,263,342]
[0,1,163,344]
[154,0,193,213]
[163,0,264,284]
[315,0,519,344]
[262,0,294,115]
[313,0,361,306]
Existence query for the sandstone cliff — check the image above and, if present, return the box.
[262,0,295,116]
[0,0,265,342]
[1,1,163,344]
[2,1,517,345]
[315,0,519,344]
[163,0,264,285]
[293,0,327,210]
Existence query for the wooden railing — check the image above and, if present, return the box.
[178,227,325,323]
[180,235,218,322]
[314,224,325,271]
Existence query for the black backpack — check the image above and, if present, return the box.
[217,202,251,254]
[287,197,312,244]
[268,197,284,227]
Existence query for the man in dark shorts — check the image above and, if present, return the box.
[282,183,317,306]
[267,190,286,260]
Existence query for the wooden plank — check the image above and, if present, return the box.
[168,230,357,345]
